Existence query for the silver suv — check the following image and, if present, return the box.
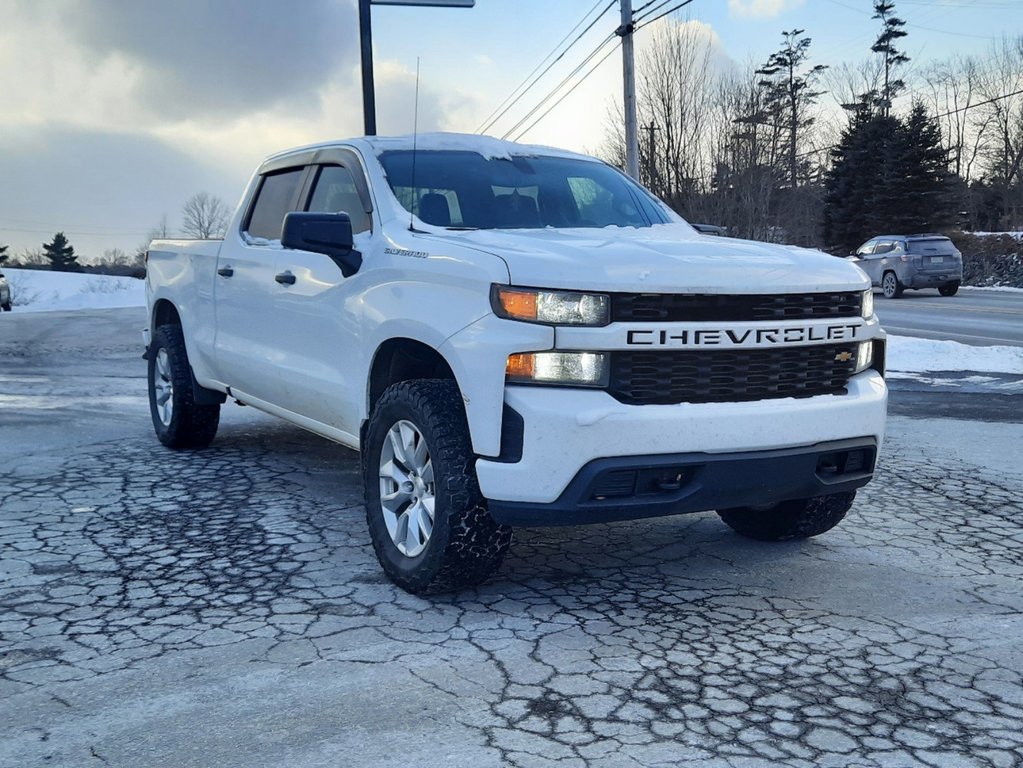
[850,234,962,299]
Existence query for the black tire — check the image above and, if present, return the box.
[147,324,220,449]
[717,491,856,542]
[1,303,10,312]
[938,281,960,297]
[881,271,903,299]
[363,379,511,594]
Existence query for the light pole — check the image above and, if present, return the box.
[360,0,475,136]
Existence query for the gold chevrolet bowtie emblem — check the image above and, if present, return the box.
[834,351,853,362]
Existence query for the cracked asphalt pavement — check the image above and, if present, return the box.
[2,307,1022,768]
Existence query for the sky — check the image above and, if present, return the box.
[0,0,1016,259]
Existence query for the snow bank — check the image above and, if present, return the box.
[2,268,144,313]
[887,334,1023,375]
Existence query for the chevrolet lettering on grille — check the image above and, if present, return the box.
[625,323,862,348]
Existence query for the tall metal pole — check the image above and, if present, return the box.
[619,0,639,180]
[359,0,377,136]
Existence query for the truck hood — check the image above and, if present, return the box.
[439,225,868,294]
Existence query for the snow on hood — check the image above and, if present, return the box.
[425,224,869,294]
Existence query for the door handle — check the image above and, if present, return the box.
[275,271,296,285]
[217,266,234,277]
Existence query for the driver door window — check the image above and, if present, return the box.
[306,165,372,234]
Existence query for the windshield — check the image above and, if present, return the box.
[378,150,670,230]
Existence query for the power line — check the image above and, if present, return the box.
[500,32,619,140]
[633,0,677,24]
[635,0,696,28]
[477,0,616,135]
[507,0,701,141]
[510,43,620,142]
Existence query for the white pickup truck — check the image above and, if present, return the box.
[145,133,887,593]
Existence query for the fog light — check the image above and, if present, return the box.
[854,341,873,373]
[506,351,609,386]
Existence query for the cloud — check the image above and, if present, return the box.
[728,0,806,19]
[59,0,357,121]
[0,125,242,256]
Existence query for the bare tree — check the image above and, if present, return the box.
[975,36,1023,228]
[181,193,229,239]
[135,214,173,263]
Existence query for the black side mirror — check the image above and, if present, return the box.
[281,212,362,278]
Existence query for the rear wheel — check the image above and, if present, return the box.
[882,271,903,299]
[938,281,960,297]
[717,491,856,542]
[147,324,220,449]
[363,379,511,594]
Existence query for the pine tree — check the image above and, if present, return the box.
[824,106,953,252]
[756,30,828,190]
[892,102,954,231]
[42,232,82,272]
[0,243,8,265]
[871,0,909,117]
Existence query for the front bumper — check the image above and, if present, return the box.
[488,437,876,526]
[475,370,887,514]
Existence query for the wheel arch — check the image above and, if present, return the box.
[367,338,459,417]
[151,298,182,331]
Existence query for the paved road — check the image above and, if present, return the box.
[874,287,1023,347]
[2,308,1023,768]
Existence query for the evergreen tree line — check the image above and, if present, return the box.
[602,1,1023,254]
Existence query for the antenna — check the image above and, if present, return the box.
[409,57,420,232]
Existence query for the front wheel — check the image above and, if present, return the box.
[363,379,511,594]
[881,271,903,299]
[147,324,220,449]
[938,281,960,297]
[717,491,856,542]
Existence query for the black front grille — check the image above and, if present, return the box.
[609,344,857,405]
[611,292,862,322]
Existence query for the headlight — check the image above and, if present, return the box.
[861,289,874,319]
[492,285,610,326]
[853,341,873,373]
[506,352,609,387]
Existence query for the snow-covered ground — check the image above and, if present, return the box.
[2,267,1021,377]
[2,267,144,312]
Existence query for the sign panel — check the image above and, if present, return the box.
[371,0,474,6]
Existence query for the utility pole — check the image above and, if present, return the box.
[359,0,377,135]
[644,121,659,189]
[618,0,639,180]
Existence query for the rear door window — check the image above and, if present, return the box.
[245,168,306,241]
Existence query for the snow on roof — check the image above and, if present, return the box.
[264,132,596,164]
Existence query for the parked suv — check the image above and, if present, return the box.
[0,272,11,311]
[850,234,962,298]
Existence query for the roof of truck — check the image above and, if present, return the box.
[263,132,596,165]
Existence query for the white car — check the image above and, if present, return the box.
[144,133,887,593]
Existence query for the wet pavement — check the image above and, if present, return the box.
[2,307,1021,767]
